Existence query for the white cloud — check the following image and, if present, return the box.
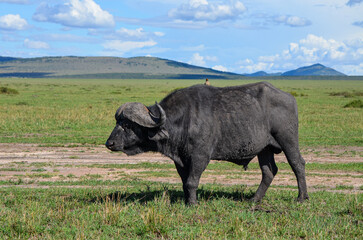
[239,62,274,73]
[88,27,164,42]
[116,27,165,39]
[0,14,28,30]
[296,34,348,61]
[103,40,157,55]
[212,65,228,72]
[205,55,218,62]
[33,0,115,28]
[117,28,147,38]
[169,0,246,22]
[190,0,208,8]
[339,63,363,75]
[140,0,181,2]
[273,15,311,27]
[188,53,206,66]
[238,34,363,75]
[154,32,165,37]
[258,54,279,62]
[23,39,50,49]
[187,52,218,67]
[261,34,351,63]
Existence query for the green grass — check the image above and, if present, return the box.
[0,182,361,239]
[0,168,26,172]
[31,168,47,172]
[81,161,363,173]
[0,78,362,147]
[335,185,354,190]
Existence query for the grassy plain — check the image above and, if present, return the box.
[0,78,362,146]
[0,78,362,239]
[0,183,361,239]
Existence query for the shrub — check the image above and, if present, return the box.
[330,91,363,98]
[15,101,29,106]
[344,99,363,108]
[0,86,19,95]
[288,91,308,97]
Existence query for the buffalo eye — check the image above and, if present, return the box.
[121,122,128,129]
[120,121,133,132]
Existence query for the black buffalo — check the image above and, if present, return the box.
[106,82,309,204]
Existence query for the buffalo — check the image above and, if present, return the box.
[106,82,309,205]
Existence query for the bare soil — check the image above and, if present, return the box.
[0,143,362,193]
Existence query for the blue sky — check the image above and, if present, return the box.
[0,0,362,75]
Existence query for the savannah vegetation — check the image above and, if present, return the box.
[0,78,362,239]
[0,182,361,239]
[0,78,362,146]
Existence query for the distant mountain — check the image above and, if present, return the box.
[282,63,346,76]
[0,56,17,62]
[0,56,349,78]
[245,71,282,77]
[245,63,346,77]
[0,56,242,79]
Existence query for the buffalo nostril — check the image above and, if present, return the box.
[106,140,115,149]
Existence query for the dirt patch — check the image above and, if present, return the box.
[0,143,362,193]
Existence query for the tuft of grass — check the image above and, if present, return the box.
[27,173,54,178]
[329,91,363,98]
[288,91,308,97]
[344,99,363,108]
[85,174,102,179]
[30,162,53,168]
[31,168,47,172]
[15,101,29,106]
[0,86,19,95]
[335,185,354,190]
[8,178,24,185]
[0,168,26,172]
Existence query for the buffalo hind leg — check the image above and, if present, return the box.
[252,149,278,202]
[174,156,210,205]
[274,131,309,202]
[284,148,309,202]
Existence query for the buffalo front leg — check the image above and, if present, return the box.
[252,149,278,202]
[174,157,210,205]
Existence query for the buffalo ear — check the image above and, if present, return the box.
[148,128,169,141]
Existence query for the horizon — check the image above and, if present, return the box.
[0,55,351,76]
[0,0,362,75]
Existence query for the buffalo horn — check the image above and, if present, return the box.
[117,102,166,128]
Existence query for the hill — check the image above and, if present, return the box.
[281,63,346,76]
[0,56,241,79]
[245,71,282,77]
[0,56,351,79]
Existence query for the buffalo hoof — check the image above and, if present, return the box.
[251,195,263,203]
[297,194,309,203]
[185,199,198,206]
